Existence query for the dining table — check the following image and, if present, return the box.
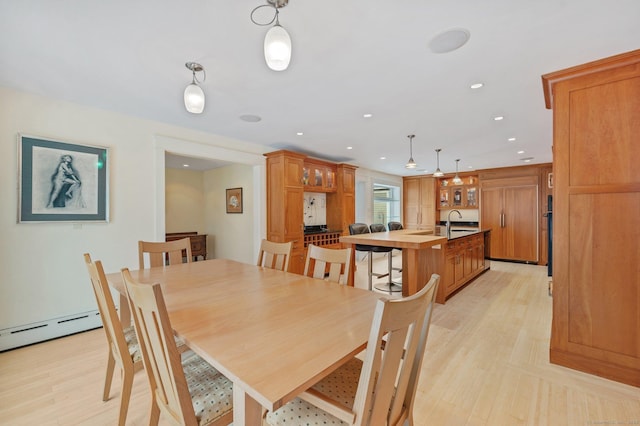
[340,229,447,297]
[106,258,382,425]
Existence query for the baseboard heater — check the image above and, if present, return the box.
[0,309,103,352]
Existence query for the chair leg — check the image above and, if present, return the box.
[103,351,116,401]
[149,398,161,426]
[117,367,134,426]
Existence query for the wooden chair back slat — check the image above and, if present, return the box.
[138,238,192,269]
[303,244,352,284]
[257,239,293,272]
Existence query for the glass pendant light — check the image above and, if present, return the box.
[252,0,291,71]
[405,134,417,169]
[264,21,291,71]
[433,148,444,177]
[184,62,205,114]
[452,159,463,184]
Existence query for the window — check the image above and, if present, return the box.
[373,184,401,226]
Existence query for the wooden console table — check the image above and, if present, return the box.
[165,232,207,261]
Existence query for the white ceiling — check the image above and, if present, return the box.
[1,1,639,175]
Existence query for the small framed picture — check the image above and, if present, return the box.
[18,134,109,223]
[226,187,243,214]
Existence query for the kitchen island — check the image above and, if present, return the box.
[434,229,491,303]
[341,228,490,303]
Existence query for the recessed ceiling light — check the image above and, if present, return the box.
[183,164,190,168]
[517,150,525,154]
[239,114,262,122]
[470,83,484,89]
[429,28,471,53]
[494,116,504,121]
[508,137,516,142]
[296,132,304,136]
[467,166,473,169]
[380,156,386,160]
[522,157,534,163]
[363,113,373,118]
[346,146,353,150]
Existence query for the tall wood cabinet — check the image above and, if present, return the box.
[542,49,640,387]
[265,150,356,275]
[403,176,435,231]
[265,150,306,273]
[480,176,539,262]
[326,164,357,236]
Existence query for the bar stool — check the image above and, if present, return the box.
[349,223,390,292]
[369,224,402,294]
[387,221,404,285]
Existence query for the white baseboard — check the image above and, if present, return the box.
[0,309,103,352]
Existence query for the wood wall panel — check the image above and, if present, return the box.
[569,77,640,186]
[568,193,640,358]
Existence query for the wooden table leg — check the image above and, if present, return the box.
[233,386,264,425]
[345,242,355,287]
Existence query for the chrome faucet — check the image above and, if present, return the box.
[446,209,462,239]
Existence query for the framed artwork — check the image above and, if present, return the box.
[18,134,109,223]
[226,187,243,214]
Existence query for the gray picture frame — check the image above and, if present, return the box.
[18,134,109,223]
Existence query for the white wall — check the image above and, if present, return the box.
[0,87,267,347]
[204,164,255,263]
[165,168,206,234]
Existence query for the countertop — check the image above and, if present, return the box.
[433,228,490,241]
[304,228,342,235]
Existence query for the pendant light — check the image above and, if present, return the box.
[252,0,292,71]
[184,62,205,114]
[452,159,463,184]
[433,148,444,177]
[405,134,417,169]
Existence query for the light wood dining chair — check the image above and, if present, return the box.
[303,244,352,285]
[84,253,143,426]
[138,237,192,269]
[121,268,234,426]
[257,239,293,272]
[265,273,440,426]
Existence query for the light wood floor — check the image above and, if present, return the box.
[1,260,639,425]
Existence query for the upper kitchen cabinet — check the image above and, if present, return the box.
[302,160,337,193]
[403,176,435,231]
[542,49,640,387]
[437,175,478,210]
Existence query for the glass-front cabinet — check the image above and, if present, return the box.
[303,161,337,193]
[437,175,478,209]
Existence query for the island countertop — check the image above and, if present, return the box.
[340,229,446,250]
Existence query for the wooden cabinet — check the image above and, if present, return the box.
[403,176,435,231]
[480,176,538,262]
[542,49,640,387]
[265,151,306,273]
[326,164,356,237]
[303,161,337,192]
[267,151,356,274]
[438,232,487,303]
[437,175,478,209]
[165,232,207,260]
